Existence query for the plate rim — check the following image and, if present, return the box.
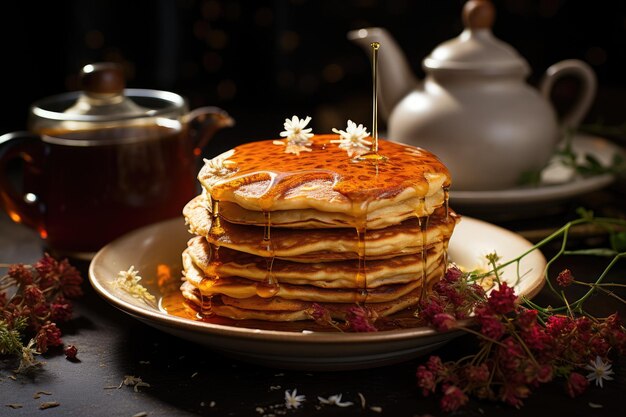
[88,216,546,344]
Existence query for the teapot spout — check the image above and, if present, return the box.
[347,27,419,122]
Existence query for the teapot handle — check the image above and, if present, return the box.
[539,59,597,131]
[0,131,44,231]
[185,106,235,157]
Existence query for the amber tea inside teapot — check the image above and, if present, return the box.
[0,63,233,259]
[349,0,597,191]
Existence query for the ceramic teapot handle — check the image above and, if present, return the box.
[539,59,597,131]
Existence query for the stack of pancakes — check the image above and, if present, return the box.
[181,135,459,322]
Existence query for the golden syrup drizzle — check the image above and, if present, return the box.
[355,221,368,303]
[371,42,380,153]
[354,42,387,163]
[199,199,227,317]
[351,198,371,303]
[209,199,225,237]
[442,186,450,271]
[256,210,280,298]
[263,210,272,242]
[443,186,450,220]
[355,42,387,163]
[416,199,430,302]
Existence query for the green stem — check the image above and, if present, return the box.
[576,282,626,288]
[470,341,493,367]
[510,326,540,367]
[561,290,574,317]
[520,297,550,315]
[477,216,626,311]
[577,282,626,305]
[455,354,478,366]
[543,223,574,299]
[571,252,626,310]
[457,325,508,348]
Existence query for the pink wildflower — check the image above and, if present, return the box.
[443,265,463,283]
[50,297,73,322]
[565,372,589,398]
[8,264,33,285]
[345,305,377,332]
[475,307,505,340]
[431,313,456,332]
[23,285,45,306]
[35,322,63,353]
[465,363,490,384]
[426,355,444,374]
[416,366,437,396]
[516,308,538,330]
[487,282,517,314]
[556,269,574,287]
[440,385,468,412]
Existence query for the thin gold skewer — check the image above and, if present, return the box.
[371,41,380,153]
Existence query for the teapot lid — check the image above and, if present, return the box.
[30,63,186,125]
[62,62,151,118]
[423,0,530,76]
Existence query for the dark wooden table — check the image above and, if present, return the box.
[1,185,625,417]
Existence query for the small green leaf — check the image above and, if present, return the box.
[576,207,594,220]
[610,231,626,253]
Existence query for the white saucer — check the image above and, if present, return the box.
[450,134,621,208]
[89,216,545,371]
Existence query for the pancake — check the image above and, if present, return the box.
[181,279,439,322]
[184,195,458,261]
[178,132,457,324]
[217,192,444,230]
[185,235,445,288]
[198,135,450,217]
[182,248,443,302]
[181,263,438,304]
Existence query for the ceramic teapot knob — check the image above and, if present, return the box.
[81,62,125,96]
[463,0,495,30]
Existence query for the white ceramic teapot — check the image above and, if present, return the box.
[348,0,596,191]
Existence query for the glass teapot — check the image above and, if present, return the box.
[0,62,233,259]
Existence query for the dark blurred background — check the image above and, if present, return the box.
[2,0,626,157]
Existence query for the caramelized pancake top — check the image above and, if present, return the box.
[199,135,450,214]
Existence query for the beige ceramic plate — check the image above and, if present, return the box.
[89,216,546,371]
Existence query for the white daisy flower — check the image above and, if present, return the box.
[318,394,353,407]
[202,149,237,178]
[280,115,314,144]
[275,115,314,155]
[331,120,372,157]
[284,389,305,409]
[114,266,156,305]
[585,356,614,388]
